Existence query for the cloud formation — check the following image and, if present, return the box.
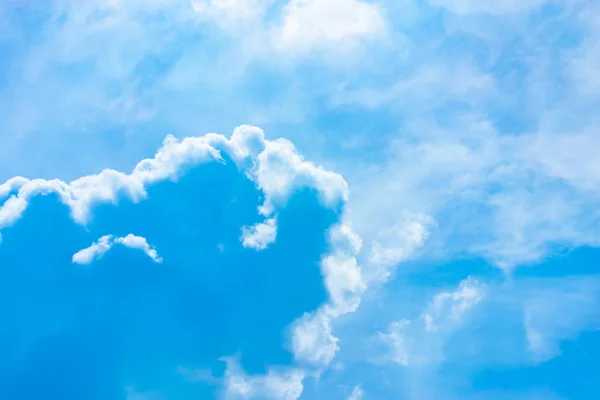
[72,234,162,265]
[0,126,362,399]
[2,0,600,399]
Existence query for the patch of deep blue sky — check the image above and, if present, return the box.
[1,1,599,399]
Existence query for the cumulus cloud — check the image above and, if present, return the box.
[253,138,348,216]
[0,126,346,231]
[72,234,162,265]
[241,218,277,250]
[0,177,28,201]
[291,311,339,366]
[72,234,114,264]
[115,234,163,263]
[0,125,364,400]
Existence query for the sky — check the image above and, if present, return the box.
[0,0,599,399]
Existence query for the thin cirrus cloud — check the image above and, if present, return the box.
[378,277,487,366]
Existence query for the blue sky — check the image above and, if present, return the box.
[0,1,599,399]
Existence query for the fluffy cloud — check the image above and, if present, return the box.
[0,125,363,400]
[3,0,600,399]
[72,234,163,265]
[291,311,339,366]
[71,234,115,264]
[0,126,347,231]
[241,218,278,250]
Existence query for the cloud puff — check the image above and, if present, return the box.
[0,126,363,400]
[241,218,278,251]
[72,234,162,265]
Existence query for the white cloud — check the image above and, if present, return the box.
[289,225,365,368]
[0,126,346,230]
[285,221,365,370]
[72,234,162,264]
[421,277,486,333]
[241,218,277,250]
[222,358,305,400]
[291,311,339,366]
[1,125,363,395]
[379,277,486,366]
[0,176,28,201]
[569,36,600,94]
[273,0,387,55]
[378,319,412,366]
[347,385,364,400]
[344,109,600,269]
[72,234,114,265]
[252,137,348,216]
[115,234,163,263]
[326,2,600,271]
[368,211,434,283]
[523,132,600,193]
[374,275,600,375]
